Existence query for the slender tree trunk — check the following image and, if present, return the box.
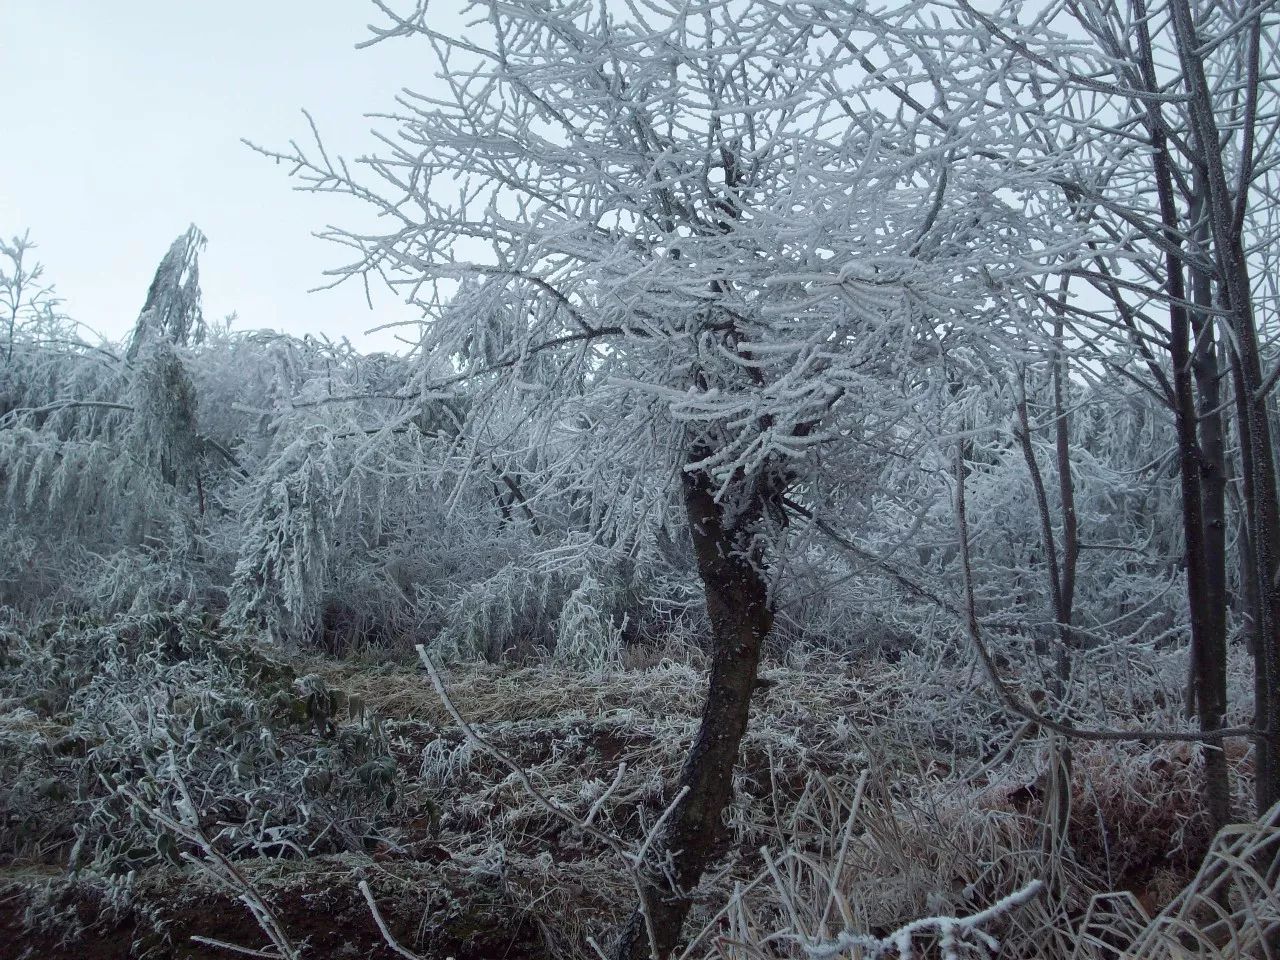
[1049,320,1079,849]
[1230,481,1261,657]
[1014,375,1070,687]
[1053,317,1079,626]
[1131,0,1233,827]
[1189,200,1232,829]
[1220,267,1280,816]
[612,457,773,960]
[1167,0,1280,811]
[1015,355,1077,858]
[1159,207,1221,833]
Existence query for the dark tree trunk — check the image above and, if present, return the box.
[1159,203,1222,833]
[611,459,773,960]
[1189,204,1232,829]
[1132,0,1233,829]
[1231,482,1261,657]
[1167,0,1280,812]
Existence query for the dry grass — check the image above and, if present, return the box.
[306,649,1267,959]
[4,628,1274,959]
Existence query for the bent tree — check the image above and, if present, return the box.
[260,0,1067,954]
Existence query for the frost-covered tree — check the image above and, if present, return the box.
[256,1,1079,953]
[228,424,338,641]
[0,228,229,616]
[126,225,208,496]
[952,0,1280,821]
[127,224,207,356]
[1,232,65,371]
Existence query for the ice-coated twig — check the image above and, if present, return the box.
[802,880,1045,960]
[116,752,301,960]
[359,879,426,960]
[417,644,632,854]
[584,762,628,829]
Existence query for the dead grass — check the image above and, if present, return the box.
[307,649,1264,959]
[2,638,1273,960]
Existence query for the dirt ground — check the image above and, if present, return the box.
[0,873,545,960]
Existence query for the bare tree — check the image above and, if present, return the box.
[955,0,1280,822]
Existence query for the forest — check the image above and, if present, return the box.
[2,0,1280,957]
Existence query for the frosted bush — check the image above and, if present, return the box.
[430,563,563,662]
[228,424,338,643]
[553,574,625,669]
[0,613,404,874]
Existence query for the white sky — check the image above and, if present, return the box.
[0,1,471,350]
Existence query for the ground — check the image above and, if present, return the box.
[0,623,1259,959]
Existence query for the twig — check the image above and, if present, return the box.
[804,879,1045,959]
[951,444,1259,744]
[416,644,683,960]
[116,755,300,960]
[585,762,628,829]
[359,879,425,960]
[416,645,629,853]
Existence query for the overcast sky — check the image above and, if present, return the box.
[0,1,470,350]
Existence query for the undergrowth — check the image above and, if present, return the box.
[0,616,1272,959]
[0,613,406,880]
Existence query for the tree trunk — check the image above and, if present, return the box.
[1132,0,1233,828]
[1167,0,1280,812]
[1160,204,1223,833]
[1053,315,1078,626]
[1231,482,1261,658]
[611,459,773,960]
[1050,323,1079,850]
[1189,203,1232,829]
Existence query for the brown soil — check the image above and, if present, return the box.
[0,878,545,960]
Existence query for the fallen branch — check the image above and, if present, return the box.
[802,879,1045,960]
[359,879,425,960]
